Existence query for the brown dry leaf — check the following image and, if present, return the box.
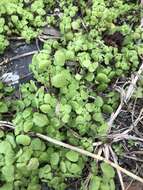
[42,26,60,37]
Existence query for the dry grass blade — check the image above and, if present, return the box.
[108,103,123,130]
[112,134,143,143]
[109,146,125,190]
[103,144,110,160]
[125,63,143,103]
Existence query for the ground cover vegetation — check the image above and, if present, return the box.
[0,0,142,190]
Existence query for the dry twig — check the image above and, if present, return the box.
[109,146,125,190]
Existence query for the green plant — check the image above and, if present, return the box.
[87,163,115,190]
[0,0,142,189]
[0,82,14,120]
[0,0,56,53]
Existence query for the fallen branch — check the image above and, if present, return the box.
[0,121,143,184]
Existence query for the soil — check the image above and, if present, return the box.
[103,31,124,49]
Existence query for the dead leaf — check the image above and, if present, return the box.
[42,26,60,37]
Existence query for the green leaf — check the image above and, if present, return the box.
[133,87,143,98]
[11,15,18,23]
[39,152,49,162]
[62,114,70,123]
[54,50,66,66]
[2,165,14,182]
[85,72,94,81]
[71,20,80,30]
[97,123,109,135]
[0,82,4,90]
[33,112,49,127]
[44,94,51,104]
[66,151,79,162]
[60,161,67,173]
[97,84,108,91]
[110,179,115,190]
[32,52,50,72]
[89,176,101,190]
[0,154,4,167]
[0,183,13,190]
[23,120,33,132]
[80,89,88,100]
[95,96,104,107]
[40,104,51,113]
[69,163,81,174]
[50,153,60,166]
[39,165,52,180]
[22,108,32,119]
[51,72,70,88]
[27,183,41,190]
[6,134,16,149]
[101,163,115,179]
[16,148,33,163]
[27,158,39,170]
[102,104,113,114]
[93,112,104,122]
[0,102,8,113]
[65,50,75,60]
[85,103,94,112]
[62,104,72,113]
[96,73,109,83]
[5,151,15,165]
[100,183,110,190]
[75,73,82,81]
[31,138,43,151]
[0,141,12,154]
[0,130,4,138]
[16,135,31,146]
[5,86,13,93]
[88,63,98,72]
[82,60,91,68]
